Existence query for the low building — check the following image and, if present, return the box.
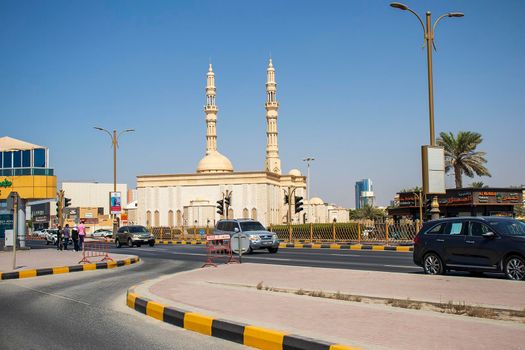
[61,182,128,217]
[388,188,523,220]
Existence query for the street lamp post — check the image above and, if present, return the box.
[390,2,464,146]
[302,157,315,224]
[94,127,135,235]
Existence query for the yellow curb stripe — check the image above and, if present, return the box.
[372,246,385,251]
[244,326,286,350]
[396,246,411,252]
[330,244,341,250]
[350,245,362,250]
[124,258,132,265]
[83,263,97,271]
[146,300,165,321]
[184,312,213,336]
[52,266,70,274]
[279,243,286,248]
[127,292,137,309]
[107,261,117,269]
[330,344,362,350]
[311,244,321,249]
[19,270,37,278]
[294,244,304,248]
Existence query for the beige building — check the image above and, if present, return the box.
[304,197,350,223]
[137,60,307,227]
[61,182,128,215]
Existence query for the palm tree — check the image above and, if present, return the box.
[437,131,491,188]
[471,181,487,188]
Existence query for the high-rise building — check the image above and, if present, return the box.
[355,179,374,209]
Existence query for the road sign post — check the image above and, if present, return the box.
[7,192,20,270]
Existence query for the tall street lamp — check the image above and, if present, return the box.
[390,2,464,146]
[94,127,135,233]
[302,157,315,223]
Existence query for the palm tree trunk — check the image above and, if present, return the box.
[454,165,462,188]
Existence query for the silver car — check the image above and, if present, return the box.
[214,219,279,253]
[115,225,155,248]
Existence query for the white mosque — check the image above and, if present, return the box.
[136,59,314,227]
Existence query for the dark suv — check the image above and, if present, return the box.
[413,217,525,280]
[214,219,279,253]
[115,225,155,248]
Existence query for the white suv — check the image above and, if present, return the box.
[214,219,279,253]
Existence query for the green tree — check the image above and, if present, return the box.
[437,131,491,188]
[350,205,386,221]
[470,181,487,188]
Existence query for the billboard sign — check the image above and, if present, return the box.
[110,191,122,214]
[422,145,446,195]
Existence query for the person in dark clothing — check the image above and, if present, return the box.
[56,226,63,251]
[63,224,70,250]
[72,226,79,252]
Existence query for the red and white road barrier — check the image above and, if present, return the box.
[202,234,238,267]
[78,238,113,264]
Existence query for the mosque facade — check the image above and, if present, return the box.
[136,60,307,227]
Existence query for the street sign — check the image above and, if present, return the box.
[110,191,122,214]
[199,229,206,236]
[206,234,230,241]
[7,191,21,211]
[230,233,250,254]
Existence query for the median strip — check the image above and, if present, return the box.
[155,240,413,252]
[126,286,361,350]
[0,257,140,281]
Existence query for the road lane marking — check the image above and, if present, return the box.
[10,284,91,306]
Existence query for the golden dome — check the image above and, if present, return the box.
[196,151,234,173]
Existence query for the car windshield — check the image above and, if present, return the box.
[129,226,148,233]
[489,220,525,236]
[240,221,266,232]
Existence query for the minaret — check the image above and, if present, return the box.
[264,58,282,174]
[196,63,234,173]
[205,63,218,155]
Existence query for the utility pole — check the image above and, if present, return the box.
[303,157,315,223]
[11,192,18,270]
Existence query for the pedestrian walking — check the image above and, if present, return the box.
[72,225,79,251]
[78,220,86,250]
[63,224,70,250]
[56,226,63,251]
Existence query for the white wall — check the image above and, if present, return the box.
[61,182,128,215]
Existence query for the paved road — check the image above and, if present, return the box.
[0,252,246,350]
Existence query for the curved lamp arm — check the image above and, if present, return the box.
[94,126,113,141]
[117,129,135,142]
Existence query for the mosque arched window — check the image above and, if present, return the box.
[146,211,152,227]
[168,210,174,227]
[154,210,160,227]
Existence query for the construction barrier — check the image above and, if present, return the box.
[202,234,237,267]
[78,238,113,264]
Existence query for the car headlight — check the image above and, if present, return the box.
[249,235,260,242]
[272,234,278,240]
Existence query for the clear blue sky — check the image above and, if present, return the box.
[1,0,524,207]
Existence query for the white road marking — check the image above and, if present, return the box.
[11,283,91,306]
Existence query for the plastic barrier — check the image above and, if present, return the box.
[78,238,113,264]
[202,234,238,267]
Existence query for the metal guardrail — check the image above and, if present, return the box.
[146,221,420,244]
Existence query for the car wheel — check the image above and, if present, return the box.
[149,241,155,247]
[115,239,121,248]
[423,253,444,275]
[504,255,525,281]
[127,238,133,247]
[247,247,253,254]
[46,240,50,245]
[268,247,278,254]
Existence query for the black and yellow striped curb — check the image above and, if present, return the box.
[155,240,412,252]
[126,287,360,350]
[0,256,140,281]
[278,243,413,252]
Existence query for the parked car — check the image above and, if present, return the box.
[214,219,279,253]
[413,217,525,280]
[115,225,155,248]
[92,229,113,238]
[44,229,71,245]
[34,229,48,238]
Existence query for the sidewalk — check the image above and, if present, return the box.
[134,263,525,350]
[0,249,137,277]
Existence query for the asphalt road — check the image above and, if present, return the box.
[4,241,499,349]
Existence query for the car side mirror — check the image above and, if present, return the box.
[482,232,495,239]
[234,227,239,233]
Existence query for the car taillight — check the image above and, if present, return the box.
[413,235,421,244]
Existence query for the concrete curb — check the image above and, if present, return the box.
[0,256,140,281]
[155,240,413,252]
[126,285,360,350]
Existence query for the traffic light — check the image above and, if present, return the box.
[425,198,432,217]
[224,195,231,209]
[56,199,61,213]
[64,197,72,208]
[284,194,289,205]
[216,200,224,216]
[294,196,304,213]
